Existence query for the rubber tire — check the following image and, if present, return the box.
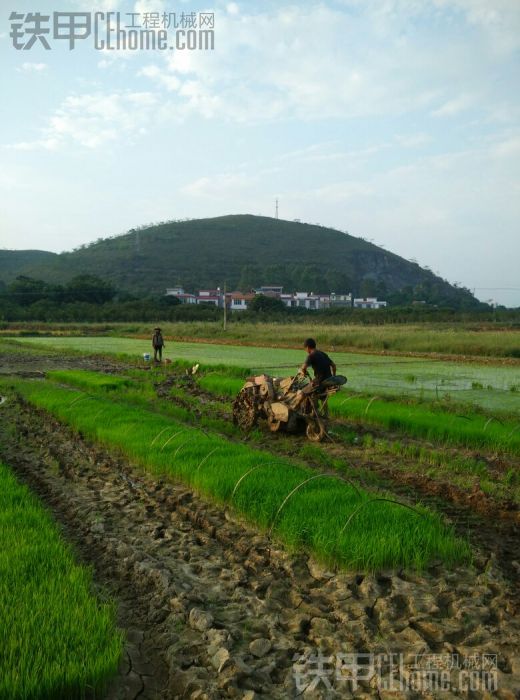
[306,420,326,442]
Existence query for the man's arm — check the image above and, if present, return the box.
[330,361,337,376]
[300,356,311,375]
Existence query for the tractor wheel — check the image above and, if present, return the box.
[306,419,326,442]
[232,389,257,432]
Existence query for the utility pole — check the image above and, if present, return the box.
[275,198,279,219]
[223,281,227,331]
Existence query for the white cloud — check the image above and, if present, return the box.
[4,92,158,150]
[181,173,256,199]
[312,181,374,203]
[395,133,431,148]
[492,135,520,159]
[71,0,119,9]
[137,65,180,91]
[134,0,166,14]
[131,2,517,126]
[17,62,47,73]
[434,0,520,55]
[5,138,59,152]
[432,94,477,117]
[226,3,240,15]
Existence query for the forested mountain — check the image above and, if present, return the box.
[0,215,480,308]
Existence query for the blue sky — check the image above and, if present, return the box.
[1,0,519,305]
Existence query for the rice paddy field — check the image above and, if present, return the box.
[5,320,520,358]
[0,332,519,697]
[12,335,520,413]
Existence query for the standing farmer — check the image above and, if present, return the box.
[152,327,165,362]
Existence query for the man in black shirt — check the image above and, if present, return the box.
[300,338,336,385]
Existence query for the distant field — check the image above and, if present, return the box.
[156,321,520,359]
[14,336,520,413]
[3,320,520,358]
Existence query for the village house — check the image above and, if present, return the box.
[165,287,197,304]
[353,297,388,309]
[254,285,284,297]
[197,289,224,307]
[226,291,256,311]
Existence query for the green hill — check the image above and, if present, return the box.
[0,215,480,307]
[0,250,57,281]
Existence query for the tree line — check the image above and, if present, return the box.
[0,275,518,325]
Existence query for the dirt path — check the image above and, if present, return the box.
[1,396,519,699]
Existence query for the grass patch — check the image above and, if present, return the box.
[0,460,122,699]
[7,377,470,573]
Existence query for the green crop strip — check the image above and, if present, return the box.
[49,369,132,392]
[0,460,122,700]
[7,378,470,572]
[47,369,237,437]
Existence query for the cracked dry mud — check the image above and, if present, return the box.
[0,398,519,700]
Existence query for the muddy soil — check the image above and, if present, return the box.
[0,346,135,377]
[0,395,519,699]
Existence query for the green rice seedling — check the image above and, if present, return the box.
[48,369,131,392]
[327,394,520,455]
[198,374,244,398]
[0,461,122,699]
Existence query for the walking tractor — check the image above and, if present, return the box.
[232,372,347,442]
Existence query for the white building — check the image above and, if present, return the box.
[165,287,197,304]
[254,285,284,296]
[197,289,224,307]
[226,292,256,311]
[281,292,322,310]
[353,297,388,309]
[166,286,185,296]
[329,292,353,308]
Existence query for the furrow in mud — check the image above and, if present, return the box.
[1,396,519,698]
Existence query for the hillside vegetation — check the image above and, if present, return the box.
[1,215,481,308]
